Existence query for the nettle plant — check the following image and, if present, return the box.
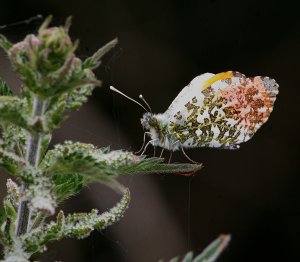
[0,17,230,262]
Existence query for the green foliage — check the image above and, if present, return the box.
[0,16,205,262]
[6,179,20,209]
[22,189,130,255]
[0,96,30,130]
[160,235,231,262]
[0,148,25,176]
[0,80,13,96]
[0,34,12,51]
[43,141,201,194]
[83,38,118,69]
[52,173,84,202]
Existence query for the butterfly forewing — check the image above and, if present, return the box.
[165,71,279,149]
[165,73,214,119]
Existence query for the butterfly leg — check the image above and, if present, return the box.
[140,139,157,156]
[168,151,173,164]
[180,146,199,164]
[167,141,179,163]
[135,132,151,154]
[153,146,156,157]
[159,148,165,158]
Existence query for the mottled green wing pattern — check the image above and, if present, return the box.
[168,72,279,149]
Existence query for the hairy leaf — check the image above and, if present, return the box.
[52,173,84,202]
[0,79,13,96]
[83,38,118,69]
[0,34,13,52]
[160,235,231,262]
[0,96,29,130]
[0,148,25,176]
[22,189,130,255]
[42,141,201,197]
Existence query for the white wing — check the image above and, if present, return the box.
[164,73,214,119]
[164,71,246,124]
[163,71,278,149]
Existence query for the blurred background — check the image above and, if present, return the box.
[0,0,299,261]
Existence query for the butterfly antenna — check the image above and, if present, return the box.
[110,86,148,112]
[139,94,152,113]
[0,14,43,30]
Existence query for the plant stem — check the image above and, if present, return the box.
[16,97,47,236]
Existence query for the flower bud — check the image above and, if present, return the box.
[37,27,74,72]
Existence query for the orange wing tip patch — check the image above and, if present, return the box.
[202,71,234,91]
[220,76,279,131]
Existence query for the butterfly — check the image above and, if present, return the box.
[111,71,279,158]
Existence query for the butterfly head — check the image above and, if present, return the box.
[141,112,157,131]
[141,112,171,145]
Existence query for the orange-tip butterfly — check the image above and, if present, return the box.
[111,71,279,159]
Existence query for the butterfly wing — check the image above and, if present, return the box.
[165,71,279,148]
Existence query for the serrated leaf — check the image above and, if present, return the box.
[64,82,95,110]
[0,96,30,130]
[23,189,130,254]
[52,173,84,202]
[0,148,25,176]
[0,79,13,96]
[43,96,66,131]
[42,141,201,197]
[0,124,26,158]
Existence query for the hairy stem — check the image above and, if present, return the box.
[16,97,47,236]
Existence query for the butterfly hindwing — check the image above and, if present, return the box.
[166,71,279,148]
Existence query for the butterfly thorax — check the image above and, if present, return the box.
[141,112,179,150]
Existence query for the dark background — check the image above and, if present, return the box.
[1,0,299,261]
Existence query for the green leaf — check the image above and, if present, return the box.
[115,157,202,176]
[0,122,26,149]
[38,15,53,34]
[0,34,13,52]
[160,235,231,262]
[6,178,20,209]
[0,210,5,226]
[52,173,84,202]
[0,148,25,176]
[83,38,118,69]
[0,96,30,130]
[0,79,13,96]
[193,235,231,262]
[64,81,96,110]
[3,199,17,219]
[22,189,130,255]
[182,252,193,262]
[43,95,67,131]
[42,141,201,196]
